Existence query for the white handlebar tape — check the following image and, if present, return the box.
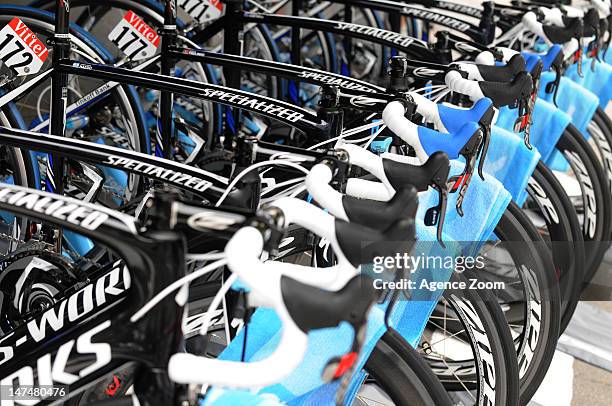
[523,11,552,45]
[453,62,485,81]
[340,143,395,192]
[408,92,448,132]
[345,178,394,201]
[306,164,349,221]
[444,71,486,102]
[539,7,566,26]
[592,0,611,17]
[563,38,580,57]
[382,101,429,162]
[475,50,496,65]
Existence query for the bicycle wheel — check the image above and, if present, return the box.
[0,111,31,256]
[492,202,560,404]
[0,6,149,207]
[356,328,453,406]
[422,202,559,405]
[523,162,584,333]
[555,124,612,281]
[417,272,520,406]
[588,107,612,214]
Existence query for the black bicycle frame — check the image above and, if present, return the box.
[0,184,186,405]
[0,126,332,210]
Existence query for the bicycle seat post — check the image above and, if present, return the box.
[160,0,178,160]
[48,0,72,252]
[222,0,244,148]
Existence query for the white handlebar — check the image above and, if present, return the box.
[306,144,397,215]
[382,101,429,162]
[408,92,448,132]
[444,71,485,102]
[539,7,566,26]
[523,11,553,45]
[169,227,308,389]
[169,195,364,388]
[306,164,349,221]
[475,50,496,66]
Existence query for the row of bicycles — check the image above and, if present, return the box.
[0,0,611,404]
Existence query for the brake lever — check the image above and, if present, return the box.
[477,123,491,180]
[546,62,562,106]
[447,127,482,217]
[455,153,478,217]
[424,184,448,248]
[513,95,534,148]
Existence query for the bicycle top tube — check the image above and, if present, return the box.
[58,60,331,137]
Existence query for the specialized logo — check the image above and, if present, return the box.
[527,177,559,224]
[401,8,471,32]
[104,156,213,193]
[334,22,418,48]
[564,150,597,238]
[0,187,109,230]
[452,295,496,406]
[413,67,444,78]
[297,71,379,93]
[348,95,386,108]
[0,264,128,375]
[0,321,112,405]
[199,88,305,123]
[435,2,482,18]
[187,210,245,231]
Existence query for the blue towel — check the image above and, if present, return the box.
[496,100,570,163]
[477,126,540,204]
[539,72,599,136]
[565,57,612,108]
[211,161,511,405]
[201,390,283,406]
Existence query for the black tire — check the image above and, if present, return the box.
[588,107,612,224]
[523,162,584,333]
[494,202,560,405]
[419,273,520,406]
[358,329,453,406]
[556,125,612,281]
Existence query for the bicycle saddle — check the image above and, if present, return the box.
[342,186,418,231]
